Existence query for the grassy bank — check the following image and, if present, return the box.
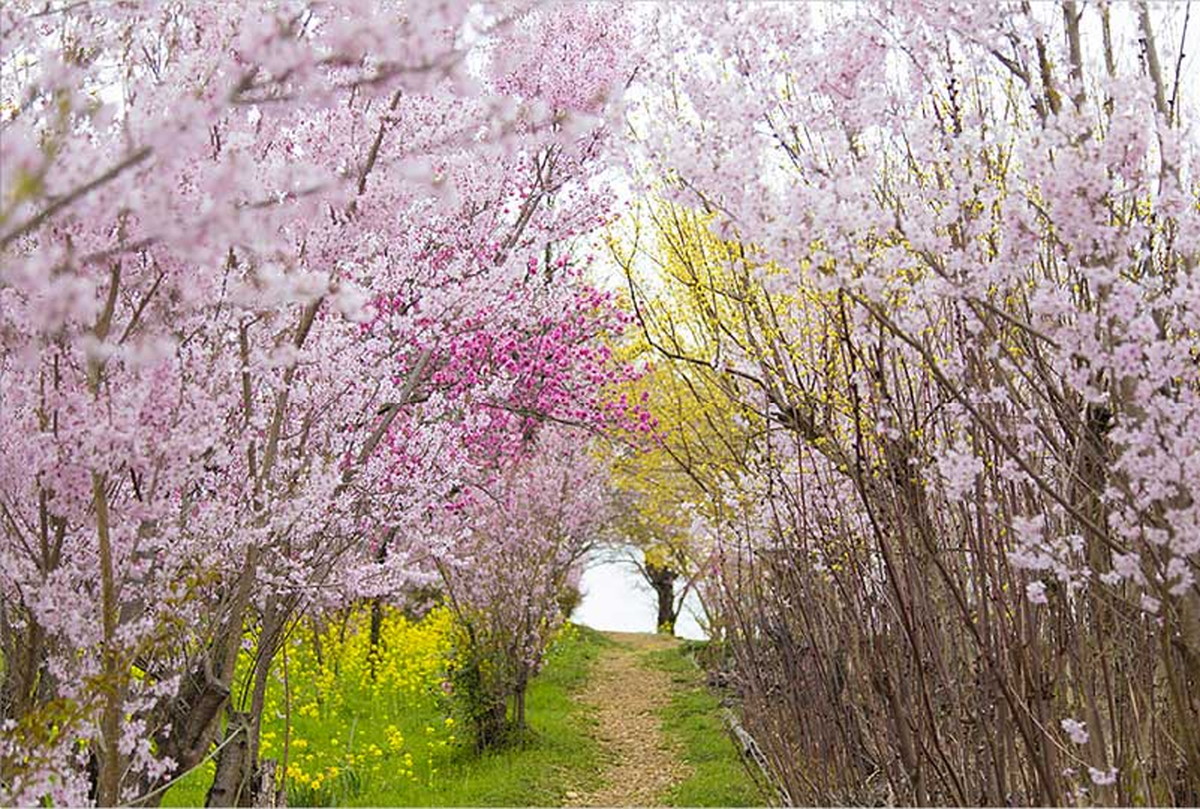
[162,621,606,807]
[648,642,770,807]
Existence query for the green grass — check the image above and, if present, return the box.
[647,642,771,807]
[162,623,608,807]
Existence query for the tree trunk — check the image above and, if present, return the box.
[206,712,254,807]
[646,562,678,634]
[254,760,284,808]
[135,662,231,806]
[93,471,126,807]
[475,699,509,752]
[513,681,527,730]
[368,533,390,680]
[369,597,384,681]
[137,548,262,805]
[244,600,287,788]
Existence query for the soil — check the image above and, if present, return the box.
[564,632,691,807]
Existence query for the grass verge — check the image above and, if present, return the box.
[647,641,770,807]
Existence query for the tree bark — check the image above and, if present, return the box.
[646,562,678,634]
[206,712,253,807]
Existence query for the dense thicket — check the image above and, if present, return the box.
[617,3,1200,804]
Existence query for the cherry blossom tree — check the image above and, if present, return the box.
[0,1,636,804]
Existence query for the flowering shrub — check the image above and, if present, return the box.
[155,604,460,806]
[161,606,587,807]
[433,428,612,749]
[0,1,636,801]
[616,3,1200,804]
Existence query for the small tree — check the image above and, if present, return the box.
[435,428,612,748]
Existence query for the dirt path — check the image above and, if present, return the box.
[564,632,691,807]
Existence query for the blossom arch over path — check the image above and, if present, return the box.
[2,1,1200,806]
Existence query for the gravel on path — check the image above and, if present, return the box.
[564,631,691,807]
